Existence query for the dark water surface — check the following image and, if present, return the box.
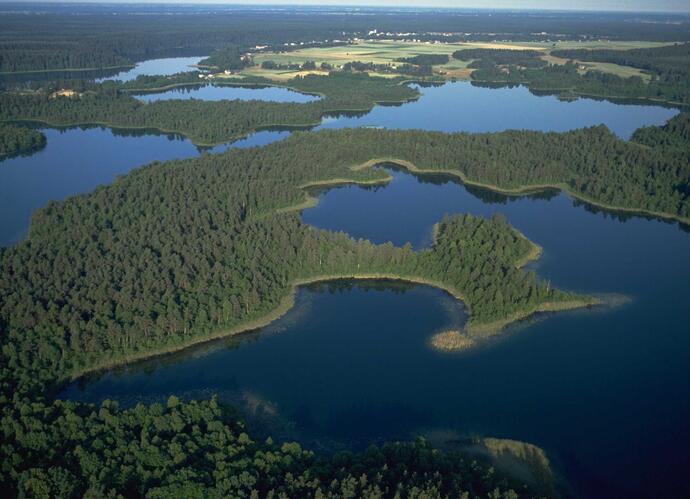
[0,126,287,246]
[3,66,688,496]
[1,81,678,245]
[63,168,690,499]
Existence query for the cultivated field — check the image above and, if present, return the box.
[234,39,672,82]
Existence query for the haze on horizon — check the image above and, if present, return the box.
[5,0,690,14]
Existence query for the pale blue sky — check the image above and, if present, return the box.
[227,1,690,12]
[10,1,690,14]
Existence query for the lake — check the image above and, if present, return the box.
[0,56,208,86]
[62,167,690,499]
[0,80,678,246]
[0,126,288,246]
[134,84,320,103]
[317,82,678,140]
[96,56,206,82]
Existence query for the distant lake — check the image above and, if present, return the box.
[317,82,678,140]
[134,84,320,103]
[0,80,678,245]
[96,56,206,82]
[62,167,690,499]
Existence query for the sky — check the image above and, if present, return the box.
[6,1,690,14]
[215,1,690,12]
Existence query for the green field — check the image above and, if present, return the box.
[241,39,667,82]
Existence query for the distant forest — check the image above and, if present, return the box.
[1,4,690,72]
[458,43,690,105]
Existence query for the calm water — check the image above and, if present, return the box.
[135,84,320,103]
[2,81,675,245]
[96,56,205,82]
[63,168,690,499]
[0,56,205,86]
[0,126,288,246]
[317,82,678,140]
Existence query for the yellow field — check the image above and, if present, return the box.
[237,39,667,83]
[507,40,673,51]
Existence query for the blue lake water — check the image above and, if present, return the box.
[317,82,678,140]
[1,81,678,246]
[134,84,320,103]
[96,56,206,82]
[62,167,690,499]
[0,126,288,246]
[2,54,688,498]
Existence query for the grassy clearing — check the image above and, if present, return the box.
[506,40,673,51]
[542,54,651,81]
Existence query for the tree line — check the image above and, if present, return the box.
[0,124,46,158]
[0,72,418,145]
[0,125,589,497]
[461,44,690,105]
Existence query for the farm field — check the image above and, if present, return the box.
[240,39,669,81]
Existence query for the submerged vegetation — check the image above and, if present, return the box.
[0,124,46,158]
[430,330,476,351]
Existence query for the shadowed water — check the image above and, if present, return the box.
[62,168,690,499]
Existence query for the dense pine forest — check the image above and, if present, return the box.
[2,5,690,498]
[0,126,590,498]
[0,124,45,158]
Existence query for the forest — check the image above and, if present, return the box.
[4,115,687,496]
[0,126,593,497]
[463,44,690,105]
[0,124,45,158]
[2,6,690,497]
[0,73,418,145]
[2,5,689,73]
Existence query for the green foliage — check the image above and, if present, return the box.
[469,43,690,105]
[0,73,417,145]
[632,112,690,150]
[0,124,46,158]
[199,46,251,71]
[395,54,449,66]
[1,396,535,498]
[452,49,547,69]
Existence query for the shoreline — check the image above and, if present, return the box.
[346,157,690,226]
[0,64,135,76]
[0,88,420,148]
[65,262,593,383]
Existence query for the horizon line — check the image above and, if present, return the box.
[1,1,689,15]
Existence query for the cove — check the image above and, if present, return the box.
[317,81,678,140]
[62,167,690,499]
[96,56,206,82]
[0,126,289,246]
[134,84,320,103]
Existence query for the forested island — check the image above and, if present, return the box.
[0,124,46,158]
[0,73,418,145]
[0,129,594,497]
[2,5,690,497]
